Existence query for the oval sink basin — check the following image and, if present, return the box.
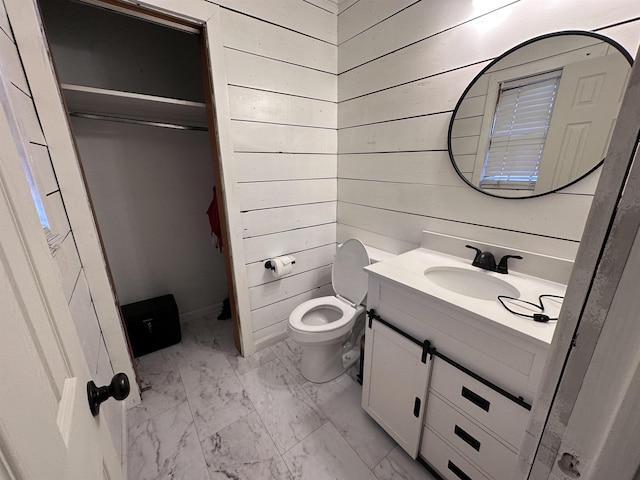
[424,266,520,301]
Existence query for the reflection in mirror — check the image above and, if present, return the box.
[448,31,632,198]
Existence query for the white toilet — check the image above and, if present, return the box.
[287,239,371,383]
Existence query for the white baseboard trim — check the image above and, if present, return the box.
[254,331,288,351]
[180,303,222,323]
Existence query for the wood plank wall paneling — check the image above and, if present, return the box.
[54,234,82,302]
[339,151,460,186]
[338,178,592,241]
[249,264,332,310]
[0,2,11,37]
[214,0,337,45]
[305,0,339,15]
[337,0,417,45]
[339,1,640,101]
[0,28,27,90]
[10,88,46,145]
[339,113,449,153]
[221,6,338,343]
[46,191,72,236]
[338,62,488,128]
[338,0,514,73]
[232,121,336,153]
[241,202,336,238]
[337,0,640,263]
[238,179,337,211]
[69,271,102,371]
[337,203,581,260]
[229,86,336,128]
[220,8,336,73]
[245,243,336,288]
[338,0,358,15]
[225,49,336,102]
[28,143,58,195]
[243,223,337,264]
[235,152,337,182]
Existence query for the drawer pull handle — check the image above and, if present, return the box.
[461,386,490,412]
[454,425,481,451]
[413,397,421,417]
[448,460,472,480]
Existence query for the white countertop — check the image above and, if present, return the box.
[365,247,567,346]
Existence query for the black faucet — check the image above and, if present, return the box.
[496,254,523,274]
[465,245,522,274]
[466,245,496,271]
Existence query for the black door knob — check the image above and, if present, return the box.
[87,373,130,416]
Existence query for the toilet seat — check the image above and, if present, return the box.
[287,240,370,345]
[288,296,365,344]
[289,296,364,332]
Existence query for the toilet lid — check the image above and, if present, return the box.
[332,239,371,306]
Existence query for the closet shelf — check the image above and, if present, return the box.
[61,84,208,129]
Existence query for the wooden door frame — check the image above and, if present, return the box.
[74,0,251,355]
[6,0,255,409]
[46,0,244,353]
[69,0,247,353]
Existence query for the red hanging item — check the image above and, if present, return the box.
[207,187,223,251]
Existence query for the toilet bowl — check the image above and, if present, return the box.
[287,239,371,383]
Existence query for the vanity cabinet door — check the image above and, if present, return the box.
[361,319,431,458]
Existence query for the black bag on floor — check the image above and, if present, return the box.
[122,294,181,357]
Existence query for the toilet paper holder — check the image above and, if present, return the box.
[264,258,296,270]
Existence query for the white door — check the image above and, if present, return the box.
[0,85,122,479]
[361,319,432,458]
[536,52,630,192]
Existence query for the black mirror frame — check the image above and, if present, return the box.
[447,30,633,200]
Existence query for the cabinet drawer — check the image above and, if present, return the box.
[430,359,529,449]
[425,393,518,479]
[420,427,490,480]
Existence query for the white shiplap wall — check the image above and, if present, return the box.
[337,0,640,261]
[0,1,122,457]
[219,4,338,348]
[18,0,640,368]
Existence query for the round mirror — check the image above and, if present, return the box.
[448,31,632,199]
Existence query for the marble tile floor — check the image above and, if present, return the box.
[127,313,438,480]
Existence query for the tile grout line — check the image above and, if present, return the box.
[271,340,381,476]
[301,372,385,477]
[231,350,296,477]
[129,316,400,479]
[179,316,229,480]
[179,365,214,480]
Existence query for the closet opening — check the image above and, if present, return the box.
[37,0,242,377]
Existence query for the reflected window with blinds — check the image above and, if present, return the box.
[480,70,562,190]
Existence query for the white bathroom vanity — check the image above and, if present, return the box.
[361,233,568,480]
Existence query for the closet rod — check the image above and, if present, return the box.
[69,112,208,132]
